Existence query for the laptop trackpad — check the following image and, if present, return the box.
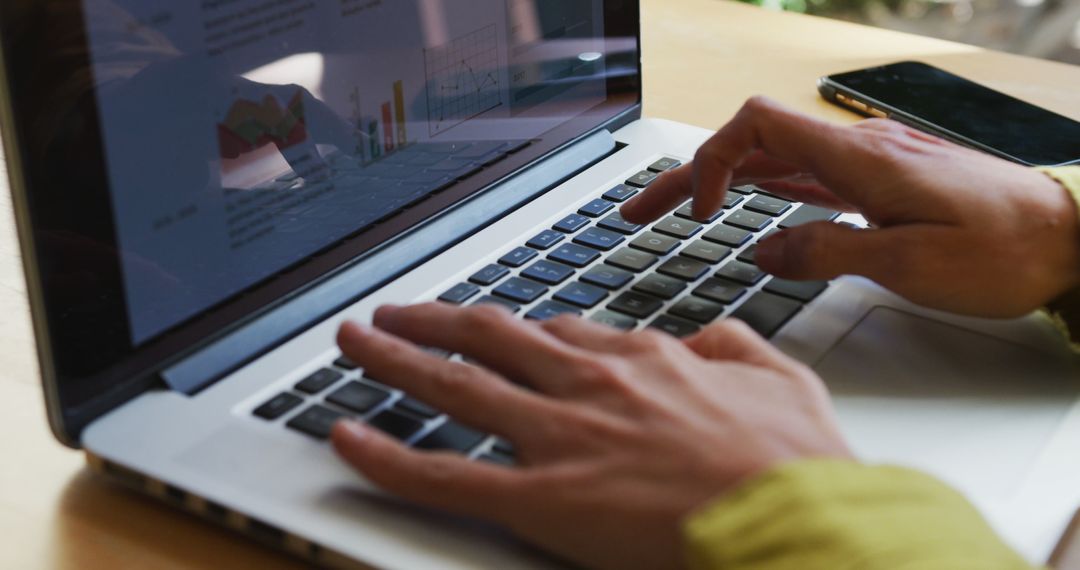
[815,306,1076,500]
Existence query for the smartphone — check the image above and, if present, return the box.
[818,61,1080,167]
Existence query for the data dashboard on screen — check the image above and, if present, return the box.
[81,0,609,343]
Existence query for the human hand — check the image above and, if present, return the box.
[621,97,1080,318]
[331,304,849,570]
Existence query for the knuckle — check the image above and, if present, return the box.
[430,362,476,392]
[462,305,513,332]
[743,95,772,114]
[571,357,624,388]
[624,329,670,353]
[715,318,758,341]
[542,314,580,333]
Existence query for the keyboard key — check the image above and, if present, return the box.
[395,396,441,419]
[723,193,745,209]
[658,257,710,281]
[626,170,659,188]
[736,245,758,265]
[764,279,830,302]
[590,310,639,331]
[478,452,515,466]
[779,205,841,229]
[693,278,748,304]
[581,265,634,289]
[728,186,754,195]
[653,216,703,239]
[549,243,602,268]
[574,227,625,251]
[553,213,591,233]
[469,264,510,286]
[334,356,359,370]
[669,297,725,324]
[295,368,344,395]
[598,212,645,235]
[554,282,610,308]
[724,210,772,232]
[253,392,303,420]
[526,229,565,250]
[608,291,665,319]
[493,277,549,304]
[525,300,583,321]
[602,185,639,202]
[522,260,576,285]
[647,157,681,173]
[703,225,752,247]
[681,241,732,264]
[499,246,538,268]
[716,260,766,285]
[633,274,687,300]
[286,405,344,439]
[367,409,425,441]
[648,315,701,338]
[415,420,487,453]
[438,283,481,304]
[630,231,680,255]
[745,195,793,216]
[731,292,803,338]
[327,381,392,414]
[578,198,615,217]
[674,203,723,224]
[473,295,521,313]
[605,248,658,272]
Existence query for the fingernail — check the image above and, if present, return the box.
[336,419,367,441]
[373,305,402,325]
[755,232,789,271]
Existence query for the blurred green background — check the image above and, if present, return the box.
[735,0,1080,64]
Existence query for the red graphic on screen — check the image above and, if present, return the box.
[217,90,308,159]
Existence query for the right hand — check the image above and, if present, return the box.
[621,96,1080,318]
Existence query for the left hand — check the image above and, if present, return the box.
[331,303,850,570]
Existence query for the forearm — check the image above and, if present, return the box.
[684,459,1035,570]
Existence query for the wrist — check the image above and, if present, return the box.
[1040,172,1080,298]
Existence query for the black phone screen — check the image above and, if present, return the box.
[828,61,1080,166]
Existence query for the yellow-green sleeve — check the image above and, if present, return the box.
[683,460,1035,570]
[1039,166,1080,350]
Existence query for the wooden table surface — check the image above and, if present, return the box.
[2,1,1078,568]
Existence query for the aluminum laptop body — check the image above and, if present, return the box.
[2,1,1078,568]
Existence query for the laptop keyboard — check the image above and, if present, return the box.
[251,156,841,465]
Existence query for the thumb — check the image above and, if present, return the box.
[755,222,897,281]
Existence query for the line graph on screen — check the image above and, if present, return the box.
[423,24,503,136]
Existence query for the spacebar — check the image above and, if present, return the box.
[730,291,803,338]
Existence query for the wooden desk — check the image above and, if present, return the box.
[1,1,1078,568]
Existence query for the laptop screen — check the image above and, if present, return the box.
[0,0,639,427]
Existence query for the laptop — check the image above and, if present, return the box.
[2,1,1078,567]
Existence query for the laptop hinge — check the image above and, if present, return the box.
[160,126,626,395]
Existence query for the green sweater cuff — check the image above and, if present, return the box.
[683,459,1034,570]
[1039,166,1080,352]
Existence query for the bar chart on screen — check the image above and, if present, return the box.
[348,79,412,163]
[423,24,503,137]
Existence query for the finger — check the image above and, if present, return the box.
[620,164,693,224]
[755,181,857,212]
[540,315,628,352]
[332,421,521,521]
[730,150,811,185]
[337,321,558,440]
[754,221,921,283]
[371,303,589,396]
[689,96,886,214]
[683,320,801,373]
